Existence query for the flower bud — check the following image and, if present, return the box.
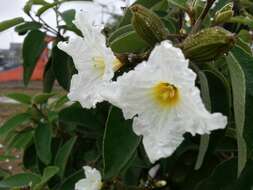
[130,4,169,46]
[213,3,234,24]
[180,27,236,62]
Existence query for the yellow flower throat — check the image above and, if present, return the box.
[92,56,122,75]
[152,82,180,107]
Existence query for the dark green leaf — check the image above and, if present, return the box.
[0,17,24,32]
[43,57,55,93]
[54,136,77,178]
[34,166,59,190]
[36,2,57,16]
[23,30,47,85]
[60,9,76,26]
[8,129,34,150]
[226,51,247,175]
[0,113,31,138]
[57,169,83,190]
[52,46,75,90]
[103,107,141,179]
[110,31,150,53]
[108,24,133,44]
[32,92,56,104]
[15,22,42,34]
[5,93,31,105]
[0,173,41,188]
[34,123,52,165]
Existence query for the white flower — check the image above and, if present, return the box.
[103,41,227,163]
[58,11,121,108]
[75,166,102,190]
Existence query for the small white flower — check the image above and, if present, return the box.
[75,166,102,190]
[58,11,121,108]
[103,41,227,163]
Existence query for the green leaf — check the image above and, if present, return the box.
[32,0,50,5]
[34,166,59,190]
[15,22,42,35]
[34,123,52,165]
[167,0,188,10]
[0,173,41,188]
[57,169,83,190]
[32,92,56,104]
[228,16,253,28]
[0,113,31,138]
[43,57,55,93]
[60,9,76,26]
[23,30,47,86]
[226,51,247,175]
[195,70,211,170]
[0,17,24,32]
[5,93,31,104]
[36,2,57,16]
[108,24,133,44]
[110,31,150,53]
[8,129,34,150]
[52,46,75,90]
[54,136,77,178]
[103,107,141,179]
[59,104,102,130]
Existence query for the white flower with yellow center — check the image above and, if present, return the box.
[103,41,227,163]
[58,11,121,108]
[75,166,102,190]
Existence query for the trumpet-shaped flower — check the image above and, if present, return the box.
[103,41,227,163]
[58,11,121,108]
[75,166,102,190]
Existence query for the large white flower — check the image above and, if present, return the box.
[58,11,121,108]
[103,41,227,163]
[75,166,102,190]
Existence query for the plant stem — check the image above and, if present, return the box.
[191,0,216,33]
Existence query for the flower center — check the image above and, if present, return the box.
[152,82,180,107]
[92,56,105,74]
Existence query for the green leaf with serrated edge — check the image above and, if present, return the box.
[110,31,150,53]
[32,92,56,104]
[34,123,52,165]
[0,17,24,32]
[33,166,59,190]
[0,173,41,188]
[194,70,211,170]
[54,136,77,178]
[5,93,31,104]
[226,52,247,176]
[23,30,47,86]
[52,46,75,90]
[103,107,141,179]
[0,113,30,138]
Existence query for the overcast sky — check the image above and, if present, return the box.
[0,0,135,49]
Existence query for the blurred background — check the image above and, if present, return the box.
[0,0,134,175]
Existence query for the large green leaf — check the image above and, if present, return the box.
[54,136,77,178]
[0,17,24,32]
[7,129,34,150]
[23,30,47,85]
[59,103,102,130]
[103,107,141,179]
[0,113,31,138]
[52,46,75,91]
[226,51,247,175]
[43,57,55,93]
[229,47,253,157]
[110,31,150,53]
[34,123,52,165]
[0,173,41,188]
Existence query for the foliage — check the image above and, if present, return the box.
[0,0,253,189]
